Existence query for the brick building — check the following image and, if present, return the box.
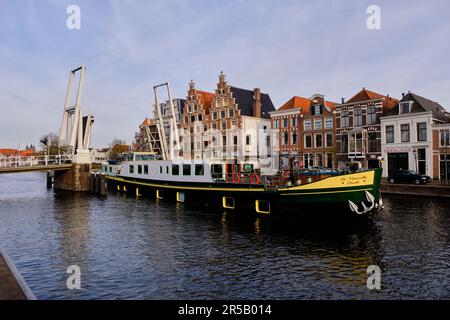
[335,88,398,169]
[270,94,337,169]
[180,72,276,175]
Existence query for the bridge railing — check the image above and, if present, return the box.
[0,155,73,168]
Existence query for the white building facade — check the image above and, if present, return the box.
[381,111,434,177]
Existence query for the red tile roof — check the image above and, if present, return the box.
[278,96,338,114]
[0,149,19,156]
[0,149,35,156]
[346,88,398,111]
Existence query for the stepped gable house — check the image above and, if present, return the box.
[181,72,276,175]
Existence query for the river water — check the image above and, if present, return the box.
[0,172,449,299]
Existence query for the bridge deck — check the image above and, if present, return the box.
[0,164,73,174]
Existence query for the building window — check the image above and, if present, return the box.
[401,124,410,142]
[291,118,297,127]
[315,134,323,148]
[213,112,218,120]
[326,153,333,168]
[341,134,348,153]
[368,132,378,153]
[195,164,204,176]
[325,117,333,129]
[305,135,312,148]
[129,165,134,174]
[354,109,362,127]
[417,122,427,141]
[292,132,297,145]
[316,153,323,166]
[172,164,179,175]
[304,154,313,168]
[386,125,394,143]
[233,135,238,145]
[198,114,202,122]
[246,135,251,145]
[304,120,312,131]
[138,165,142,174]
[222,121,226,130]
[314,119,322,130]
[144,165,149,175]
[223,134,227,146]
[313,105,321,115]
[183,164,191,176]
[283,118,288,128]
[440,131,450,147]
[326,133,333,147]
[191,115,195,123]
[349,132,363,153]
[341,111,350,128]
[273,119,279,129]
[229,109,234,118]
[400,101,412,114]
[367,107,376,125]
[283,132,289,145]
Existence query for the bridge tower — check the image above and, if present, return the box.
[59,65,94,164]
[54,65,94,191]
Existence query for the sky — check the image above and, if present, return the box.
[1,0,450,148]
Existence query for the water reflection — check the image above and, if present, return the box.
[0,173,449,299]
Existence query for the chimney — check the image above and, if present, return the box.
[253,88,261,118]
[402,92,405,98]
[341,98,345,104]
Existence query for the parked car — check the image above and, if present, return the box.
[388,170,431,185]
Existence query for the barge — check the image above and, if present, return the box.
[101,152,383,219]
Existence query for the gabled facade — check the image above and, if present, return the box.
[180,72,276,175]
[381,92,449,178]
[270,94,337,170]
[334,88,398,169]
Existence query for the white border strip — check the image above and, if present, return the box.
[0,245,37,300]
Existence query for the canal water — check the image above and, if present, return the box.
[0,172,449,299]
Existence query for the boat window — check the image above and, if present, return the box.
[144,165,149,175]
[172,164,179,176]
[166,166,169,174]
[129,165,134,174]
[135,154,155,161]
[138,165,142,174]
[183,164,191,176]
[109,166,112,172]
[211,164,223,179]
[195,164,204,176]
[160,166,162,174]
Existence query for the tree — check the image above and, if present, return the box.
[39,132,60,155]
[108,138,129,160]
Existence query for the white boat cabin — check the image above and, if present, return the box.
[102,152,226,183]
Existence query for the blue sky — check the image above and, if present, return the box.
[1,0,450,148]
